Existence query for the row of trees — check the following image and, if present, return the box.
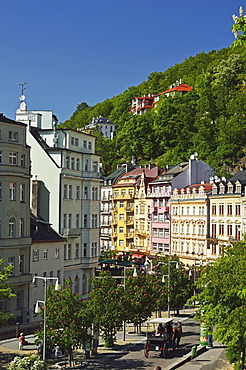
[35,256,193,365]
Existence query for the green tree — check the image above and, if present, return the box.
[0,259,15,324]
[88,272,125,348]
[189,241,246,370]
[35,280,92,366]
[123,273,162,332]
[232,6,246,47]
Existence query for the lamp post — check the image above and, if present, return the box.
[123,266,137,341]
[33,276,60,362]
[162,261,178,318]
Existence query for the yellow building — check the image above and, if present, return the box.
[111,166,161,255]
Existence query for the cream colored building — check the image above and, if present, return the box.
[170,183,212,267]
[209,175,245,256]
[0,114,32,323]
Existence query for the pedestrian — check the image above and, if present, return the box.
[54,344,62,358]
[173,321,182,346]
[19,333,28,350]
[37,339,43,355]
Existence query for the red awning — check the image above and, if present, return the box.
[132,253,144,258]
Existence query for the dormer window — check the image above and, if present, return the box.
[235,181,241,193]
[227,182,233,194]
[212,185,217,195]
[219,184,225,194]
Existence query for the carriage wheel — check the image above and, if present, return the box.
[162,343,168,359]
[144,343,150,358]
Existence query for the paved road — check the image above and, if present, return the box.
[83,316,201,369]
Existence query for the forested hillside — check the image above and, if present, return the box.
[59,45,246,177]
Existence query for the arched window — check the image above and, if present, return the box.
[74,276,79,294]
[9,218,15,237]
[19,218,24,237]
[82,274,87,294]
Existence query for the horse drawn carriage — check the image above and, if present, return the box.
[144,318,182,359]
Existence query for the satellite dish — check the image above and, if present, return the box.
[19,95,26,101]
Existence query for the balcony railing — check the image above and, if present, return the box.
[62,228,82,236]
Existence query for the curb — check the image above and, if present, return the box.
[165,345,207,370]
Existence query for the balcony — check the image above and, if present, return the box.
[126,233,134,239]
[135,229,146,237]
[62,228,82,236]
[126,219,134,225]
[126,206,134,212]
[101,195,111,201]
[10,273,33,286]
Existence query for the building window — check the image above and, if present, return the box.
[85,159,89,171]
[159,213,164,222]
[66,156,69,168]
[212,223,216,238]
[75,138,78,146]
[57,270,61,283]
[19,218,24,237]
[84,186,88,199]
[153,213,158,222]
[84,214,87,227]
[9,218,15,237]
[83,140,87,149]
[236,224,241,240]
[0,151,2,164]
[9,131,18,141]
[9,183,16,200]
[63,214,67,228]
[76,186,80,199]
[153,228,158,237]
[83,243,87,257]
[164,228,169,237]
[227,204,232,216]
[68,185,72,199]
[75,243,79,258]
[43,249,48,259]
[227,224,232,236]
[212,205,216,216]
[93,161,98,173]
[88,141,92,149]
[64,244,67,260]
[68,244,71,259]
[120,201,124,208]
[119,214,124,221]
[140,205,145,214]
[119,227,124,233]
[8,257,15,275]
[9,152,17,165]
[219,204,224,216]
[76,158,80,170]
[20,184,25,202]
[64,184,67,198]
[21,155,25,167]
[74,276,79,294]
[71,157,75,169]
[33,249,39,261]
[0,182,1,200]
[235,204,241,216]
[68,214,72,228]
[219,224,224,235]
[76,214,80,228]
[55,248,59,259]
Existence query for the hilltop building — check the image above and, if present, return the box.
[85,116,115,139]
[130,82,192,115]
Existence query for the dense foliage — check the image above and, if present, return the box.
[8,354,47,370]
[35,280,92,366]
[0,259,15,324]
[189,240,246,370]
[59,43,246,177]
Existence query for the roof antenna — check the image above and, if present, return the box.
[18,82,28,112]
[19,82,27,95]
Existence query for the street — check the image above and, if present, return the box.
[85,316,200,369]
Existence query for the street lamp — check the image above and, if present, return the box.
[33,276,60,362]
[123,266,137,341]
[162,261,178,318]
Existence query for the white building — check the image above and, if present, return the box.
[85,116,115,139]
[16,105,101,297]
[0,114,32,323]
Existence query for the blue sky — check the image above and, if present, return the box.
[0,0,242,123]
